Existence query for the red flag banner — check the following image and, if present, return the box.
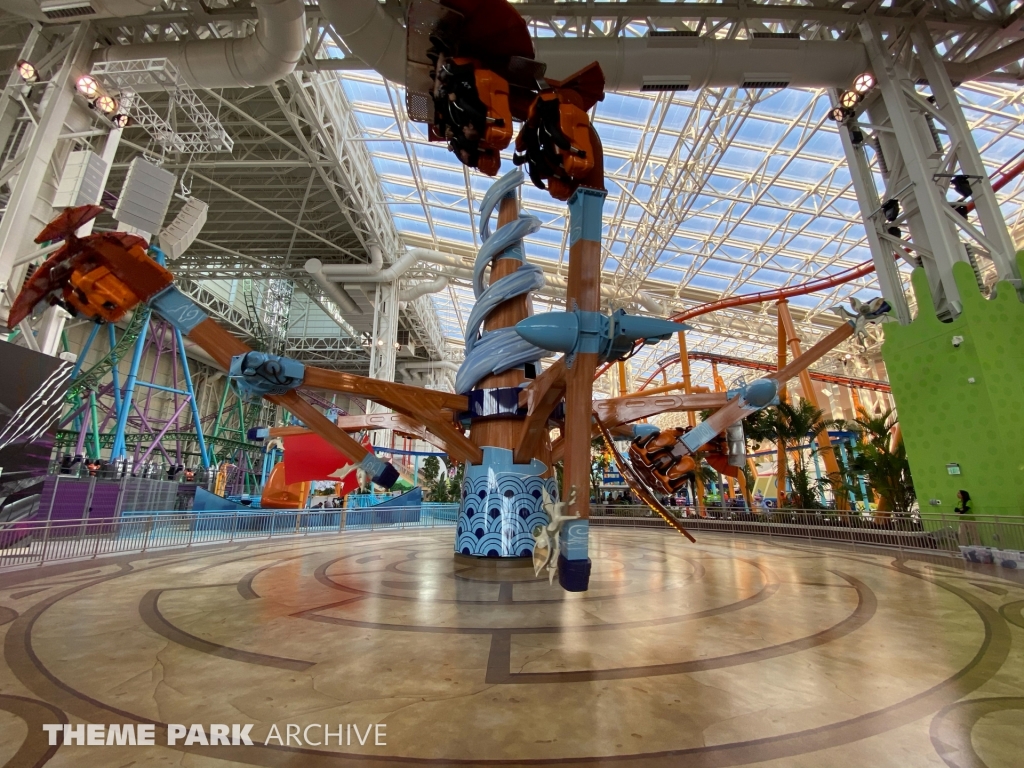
[282,431,370,495]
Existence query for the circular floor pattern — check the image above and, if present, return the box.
[0,528,1022,767]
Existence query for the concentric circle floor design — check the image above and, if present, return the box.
[0,528,1022,767]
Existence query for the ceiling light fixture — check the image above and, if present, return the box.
[830,106,851,123]
[852,72,876,94]
[839,90,860,109]
[112,113,130,128]
[76,75,99,98]
[16,60,37,83]
[95,95,117,114]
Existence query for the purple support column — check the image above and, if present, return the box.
[74,405,90,456]
[136,397,192,465]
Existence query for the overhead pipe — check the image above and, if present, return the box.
[303,258,361,315]
[90,0,306,89]
[317,0,407,84]
[315,246,668,311]
[533,37,870,91]
[399,274,449,302]
[944,37,1024,84]
[322,0,869,89]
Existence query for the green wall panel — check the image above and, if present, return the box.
[882,256,1024,517]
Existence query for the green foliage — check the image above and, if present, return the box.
[742,399,839,508]
[847,408,916,515]
[591,437,611,499]
[422,456,463,503]
[787,463,828,510]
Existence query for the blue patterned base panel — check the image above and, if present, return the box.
[455,447,555,558]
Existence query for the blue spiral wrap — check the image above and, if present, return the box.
[455,169,548,395]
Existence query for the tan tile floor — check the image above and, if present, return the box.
[0,528,1021,767]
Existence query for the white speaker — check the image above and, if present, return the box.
[159,197,209,260]
[113,158,176,238]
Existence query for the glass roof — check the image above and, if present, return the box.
[334,66,1024,391]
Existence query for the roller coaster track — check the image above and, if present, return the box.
[67,308,150,398]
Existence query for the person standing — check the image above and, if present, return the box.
[955,489,978,546]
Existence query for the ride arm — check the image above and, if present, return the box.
[151,287,402,488]
[669,322,856,460]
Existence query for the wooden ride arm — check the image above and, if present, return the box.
[337,411,477,466]
[185,318,374,466]
[514,358,567,464]
[686,322,856,450]
[188,318,479,464]
[302,368,466,414]
[594,391,729,428]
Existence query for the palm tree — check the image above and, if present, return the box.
[846,408,915,516]
[744,400,835,509]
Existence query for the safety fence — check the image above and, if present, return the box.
[590,505,1024,557]
[4,503,1022,571]
[0,505,459,570]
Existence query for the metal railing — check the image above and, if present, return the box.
[590,505,1024,557]
[0,505,459,571]
[4,501,1020,572]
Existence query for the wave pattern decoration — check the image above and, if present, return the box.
[456,447,555,558]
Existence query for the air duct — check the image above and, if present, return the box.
[320,0,870,90]
[303,258,361,315]
[318,0,406,84]
[90,0,305,89]
[533,37,870,91]
[399,274,448,302]
[0,0,159,22]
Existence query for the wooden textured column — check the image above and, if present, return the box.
[559,187,606,592]
[777,299,846,510]
[678,330,704,515]
[470,192,529,454]
[776,309,788,506]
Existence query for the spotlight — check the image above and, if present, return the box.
[951,174,973,199]
[852,72,876,94]
[886,226,901,239]
[881,198,900,222]
[76,75,99,98]
[16,59,37,83]
[94,95,117,114]
[839,90,861,109]
[830,106,850,122]
[112,113,130,129]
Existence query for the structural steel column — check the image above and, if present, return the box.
[833,89,913,325]
[911,25,1022,287]
[0,23,94,322]
[862,22,970,317]
[678,330,704,514]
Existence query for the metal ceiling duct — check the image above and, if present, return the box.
[0,0,160,22]
[318,0,407,84]
[319,0,869,89]
[90,0,305,89]
[533,36,869,91]
[320,0,1024,87]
